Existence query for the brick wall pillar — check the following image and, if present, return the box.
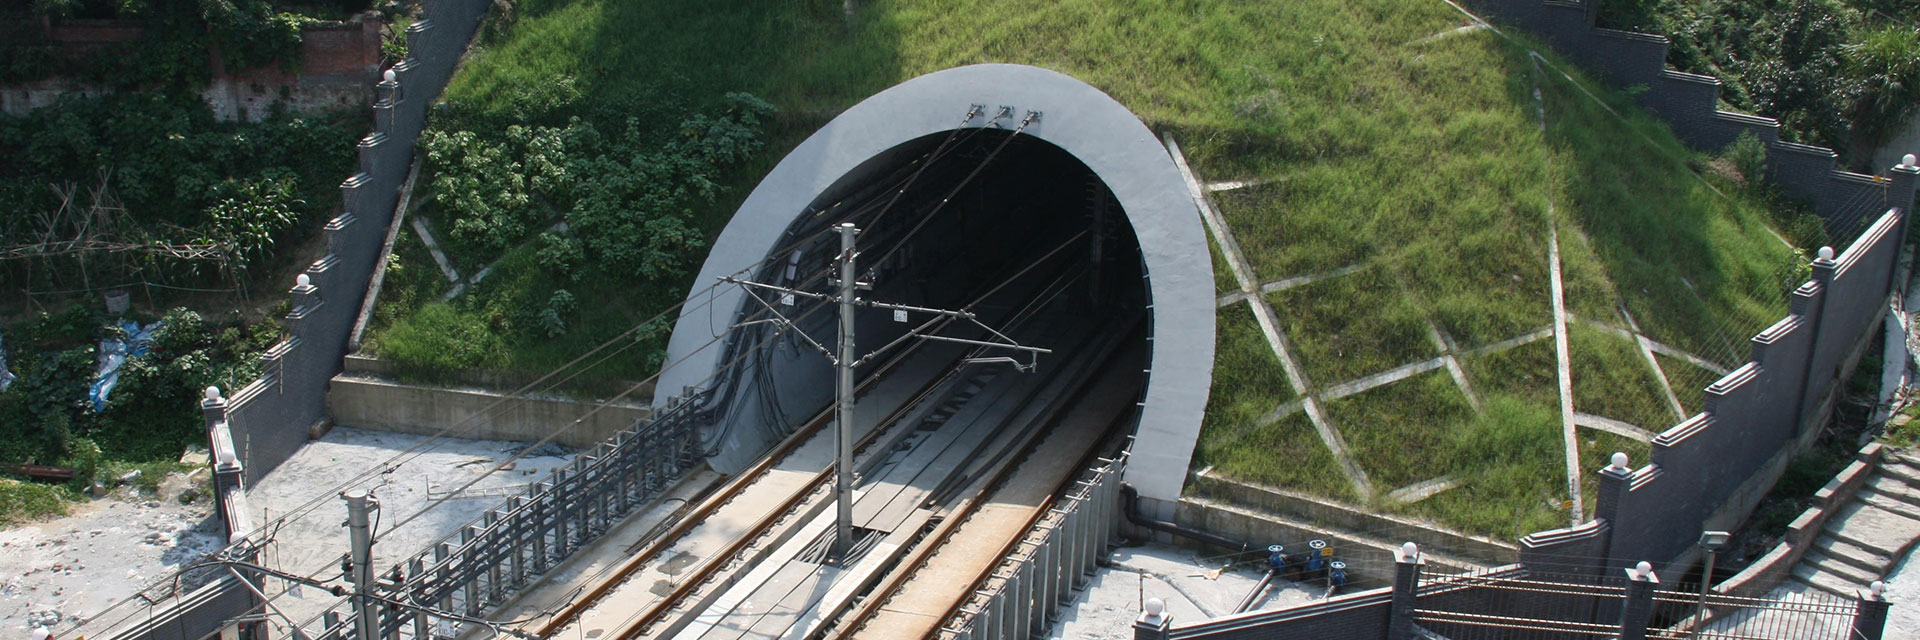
[202,386,243,497]
[1132,598,1172,640]
[1619,561,1660,640]
[1387,542,1424,639]
[1886,159,1917,296]
[1852,582,1892,640]
[1889,157,1918,223]
[1595,453,1632,572]
[286,273,322,336]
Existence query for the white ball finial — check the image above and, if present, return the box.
[1872,580,1886,596]
[383,69,397,83]
[1610,452,1629,470]
[1903,153,1916,168]
[32,626,50,640]
[296,273,311,288]
[204,386,222,402]
[1817,246,1835,262]
[1144,597,1164,618]
[1401,541,1419,561]
[1635,561,1653,575]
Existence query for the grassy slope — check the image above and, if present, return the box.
[435,0,1809,536]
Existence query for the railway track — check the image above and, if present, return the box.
[534,266,1142,640]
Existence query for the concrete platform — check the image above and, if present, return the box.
[1045,544,1321,640]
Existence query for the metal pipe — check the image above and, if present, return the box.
[1234,571,1274,614]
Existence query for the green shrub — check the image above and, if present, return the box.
[375,303,508,373]
[1723,130,1769,184]
[0,480,73,527]
[1846,25,1920,147]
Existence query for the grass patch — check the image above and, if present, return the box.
[1212,181,1374,283]
[367,240,674,391]
[1210,305,1295,407]
[1196,411,1354,504]
[1536,55,1800,370]
[1268,263,1434,385]
[1569,324,1680,431]
[1322,369,1476,491]
[1463,335,1558,408]
[0,480,75,527]
[1392,395,1568,539]
[1555,219,1627,326]
[371,227,453,331]
[1197,306,1352,500]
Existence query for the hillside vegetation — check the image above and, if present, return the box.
[385,0,1821,538]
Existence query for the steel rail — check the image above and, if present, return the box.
[531,327,952,638]
[820,322,1140,640]
[827,327,1140,640]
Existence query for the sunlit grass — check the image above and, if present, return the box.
[424,0,1816,537]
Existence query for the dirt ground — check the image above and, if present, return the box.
[0,479,224,634]
[4,426,575,637]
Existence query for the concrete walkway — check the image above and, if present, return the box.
[1792,452,1920,597]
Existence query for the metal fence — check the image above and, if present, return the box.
[1651,587,1861,640]
[940,451,1128,640]
[300,398,704,640]
[1407,568,1870,640]
[1413,569,1628,639]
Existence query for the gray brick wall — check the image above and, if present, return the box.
[218,0,489,486]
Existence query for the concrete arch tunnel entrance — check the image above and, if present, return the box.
[658,64,1213,511]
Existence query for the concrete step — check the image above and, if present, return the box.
[1885,452,1920,484]
[1791,564,1862,599]
[1811,534,1892,575]
[1802,549,1880,586]
[1865,471,1920,509]
[1855,488,1920,523]
[1825,502,1920,555]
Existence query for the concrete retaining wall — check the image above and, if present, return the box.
[325,375,648,448]
[1185,469,1518,568]
[1174,497,1480,589]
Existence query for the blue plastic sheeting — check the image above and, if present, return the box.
[0,330,14,392]
[89,319,160,411]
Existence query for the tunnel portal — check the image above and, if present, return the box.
[658,64,1214,508]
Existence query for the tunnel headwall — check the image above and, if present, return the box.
[659,64,1213,505]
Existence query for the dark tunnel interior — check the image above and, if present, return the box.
[697,128,1153,465]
